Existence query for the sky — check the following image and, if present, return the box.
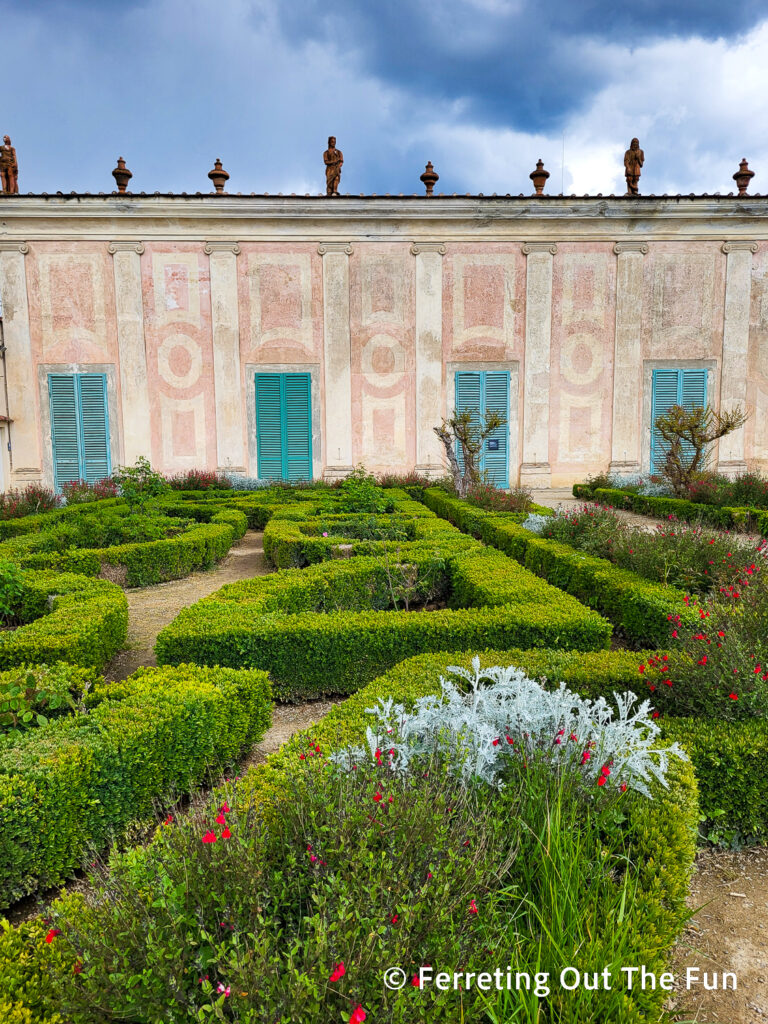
[2,0,768,197]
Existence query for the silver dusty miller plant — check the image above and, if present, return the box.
[330,659,686,798]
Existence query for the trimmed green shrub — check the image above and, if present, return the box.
[422,488,698,646]
[156,535,612,700]
[0,663,272,907]
[0,572,127,671]
[591,487,758,531]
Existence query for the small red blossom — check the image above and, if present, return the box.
[221,827,231,839]
[373,792,383,803]
[729,693,739,701]
[469,898,479,914]
[350,1005,367,1024]
[164,813,173,825]
[329,962,346,983]
[216,812,226,825]
[45,928,61,943]
[597,777,606,787]
[391,913,399,924]
[202,830,217,844]
[73,960,83,974]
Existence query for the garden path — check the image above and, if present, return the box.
[103,528,341,772]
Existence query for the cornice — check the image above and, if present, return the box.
[317,241,353,255]
[0,241,29,253]
[613,241,649,254]
[721,240,759,253]
[108,241,145,254]
[410,241,446,255]
[522,242,557,255]
[204,240,241,255]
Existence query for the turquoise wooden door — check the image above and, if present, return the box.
[255,373,312,482]
[650,368,707,473]
[454,371,510,487]
[48,373,111,490]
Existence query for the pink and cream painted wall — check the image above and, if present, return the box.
[0,197,766,489]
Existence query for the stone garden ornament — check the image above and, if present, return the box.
[324,136,343,196]
[624,138,644,195]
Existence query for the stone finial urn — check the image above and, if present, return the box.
[208,158,230,194]
[111,157,132,193]
[420,161,439,196]
[733,158,755,196]
[529,159,550,195]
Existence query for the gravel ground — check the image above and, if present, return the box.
[104,529,270,680]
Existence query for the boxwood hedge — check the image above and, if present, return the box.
[0,663,272,907]
[422,488,699,646]
[156,524,613,700]
[0,572,127,671]
[574,484,764,533]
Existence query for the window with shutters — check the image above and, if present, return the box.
[255,373,313,482]
[454,371,510,488]
[48,374,111,490]
[650,367,708,473]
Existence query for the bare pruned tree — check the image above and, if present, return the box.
[654,404,749,496]
[434,408,506,497]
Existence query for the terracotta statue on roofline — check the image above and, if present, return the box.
[624,138,644,196]
[0,135,18,194]
[324,136,343,196]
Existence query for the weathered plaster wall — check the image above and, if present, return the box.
[1,194,766,489]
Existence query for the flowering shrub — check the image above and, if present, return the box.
[466,482,532,513]
[375,470,434,489]
[330,659,686,798]
[0,484,61,519]
[609,472,671,497]
[165,469,233,491]
[687,470,768,509]
[537,504,757,595]
[61,478,119,504]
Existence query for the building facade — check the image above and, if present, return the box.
[0,193,766,491]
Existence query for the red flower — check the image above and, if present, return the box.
[350,1005,367,1024]
[620,783,627,793]
[329,962,346,983]
[597,777,606,786]
[164,813,173,825]
[469,898,479,914]
[73,959,83,974]
[221,802,230,813]
[638,664,645,674]
[412,974,422,988]
[391,913,399,924]
[221,827,231,839]
[373,792,383,803]
[729,693,739,701]
[202,830,217,844]
[215,813,226,825]
[45,928,61,943]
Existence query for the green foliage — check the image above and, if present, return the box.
[0,663,95,735]
[422,488,697,647]
[0,663,272,907]
[13,660,696,1024]
[0,560,24,625]
[330,465,394,514]
[157,528,611,700]
[0,484,62,520]
[591,486,759,531]
[111,456,169,510]
[0,572,127,672]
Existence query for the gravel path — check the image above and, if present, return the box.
[104,530,270,681]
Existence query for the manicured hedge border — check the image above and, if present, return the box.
[573,483,768,535]
[0,649,698,1024]
[4,512,247,587]
[0,572,127,671]
[0,663,272,907]
[422,488,698,646]
[156,536,612,700]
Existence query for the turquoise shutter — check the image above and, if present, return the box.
[255,373,313,482]
[454,371,510,487]
[49,373,111,489]
[651,368,708,472]
[255,374,284,481]
[454,372,482,474]
[49,375,81,489]
[78,374,111,483]
[284,373,312,482]
[483,371,509,487]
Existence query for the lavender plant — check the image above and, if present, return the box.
[330,659,686,798]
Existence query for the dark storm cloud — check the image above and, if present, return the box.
[274,0,768,131]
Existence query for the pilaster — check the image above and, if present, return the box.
[108,241,152,466]
[205,241,246,472]
[717,241,757,474]
[0,241,41,485]
[520,242,556,486]
[411,241,445,477]
[610,241,648,475]
[319,241,354,479]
